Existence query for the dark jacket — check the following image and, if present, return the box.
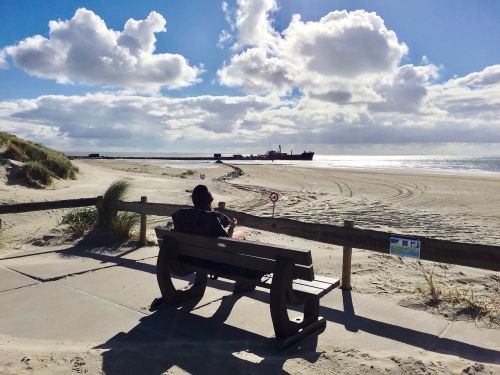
[172,208,229,237]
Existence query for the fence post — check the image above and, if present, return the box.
[140,196,147,246]
[341,220,354,290]
[96,196,104,209]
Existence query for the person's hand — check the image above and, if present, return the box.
[229,218,237,228]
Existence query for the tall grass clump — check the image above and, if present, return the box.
[0,131,78,186]
[4,142,25,161]
[113,212,140,238]
[22,161,53,187]
[97,179,139,238]
[0,131,11,147]
[61,207,98,237]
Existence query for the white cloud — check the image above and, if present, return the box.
[2,8,200,92]
[2,63,499,154]
[218,6,411,94]
[217,2,444,116]
[369,64,439,113]
[0,93,276,151]
[283,11,407,78]
[218,48,294,95]
[234,0,279,48]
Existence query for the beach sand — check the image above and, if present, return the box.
[0,159,499,374]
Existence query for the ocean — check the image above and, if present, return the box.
[66,152,500,174]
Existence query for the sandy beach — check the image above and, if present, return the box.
[0,159,499,374]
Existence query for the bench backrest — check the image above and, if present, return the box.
[155,226,314,281]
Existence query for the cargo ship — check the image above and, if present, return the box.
[217,145,314,161]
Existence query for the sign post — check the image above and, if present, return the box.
[269,192,279,218]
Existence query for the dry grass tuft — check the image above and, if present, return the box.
[415,261,499,326]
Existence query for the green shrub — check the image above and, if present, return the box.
[61,207,98,236]
[22,161,53,186]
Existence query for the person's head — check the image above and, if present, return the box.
[192,184,213,210]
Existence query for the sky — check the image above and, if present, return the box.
[0,0,499,155]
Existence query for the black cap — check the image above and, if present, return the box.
[192,184,214,208]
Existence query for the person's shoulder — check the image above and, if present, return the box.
[172,208,193,218]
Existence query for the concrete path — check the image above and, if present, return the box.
[0,243,499,373]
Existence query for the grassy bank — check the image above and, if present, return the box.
[0,132,78,187]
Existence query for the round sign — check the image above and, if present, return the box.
[270,192,279,202]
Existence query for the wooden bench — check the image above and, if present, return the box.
[154,226,340,347]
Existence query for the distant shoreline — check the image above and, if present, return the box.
[68,154,500,174]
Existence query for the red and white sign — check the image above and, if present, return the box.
[270,192,279,202]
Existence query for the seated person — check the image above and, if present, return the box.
[172,184,254,293]
[172,184,240,238]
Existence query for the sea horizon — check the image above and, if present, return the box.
[65,152,500,174]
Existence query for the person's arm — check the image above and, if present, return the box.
[227,218,237,237]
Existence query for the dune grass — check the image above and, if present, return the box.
[22,161,54,187]
[61,207,98,237]
[98,179,139,238]
[61,179,139,240]
[416,262,499,325]
[0,131,78,187]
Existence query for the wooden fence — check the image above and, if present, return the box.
[1,198,499,273]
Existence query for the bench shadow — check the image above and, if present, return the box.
[97,298,322,375]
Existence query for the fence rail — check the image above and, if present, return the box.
[0,198,97,214]
[1,198,499,271]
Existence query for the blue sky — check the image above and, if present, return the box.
[0,0,499,154]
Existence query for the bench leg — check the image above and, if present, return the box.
[157,237,208,306]
[270,258,324,346]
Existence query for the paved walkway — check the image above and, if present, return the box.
[0,243,499,373]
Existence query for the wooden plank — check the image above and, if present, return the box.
[119,201,189,216]
[292,278,340,297]
[214,210,500,272]
[293,277,340,290]
[312,275,341,286]
[176,243,315,281]
[0,198,98,214]
[260,278,332,297]
[155,227,312,266]
[277,317,326,350]
[219,237,312,266]
[177,244,275,274]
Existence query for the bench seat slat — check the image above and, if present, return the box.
[259,276,339,298]
[155,227,312,266]
[293,277,340,294]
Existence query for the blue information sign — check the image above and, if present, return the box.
[390,236,421,259]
